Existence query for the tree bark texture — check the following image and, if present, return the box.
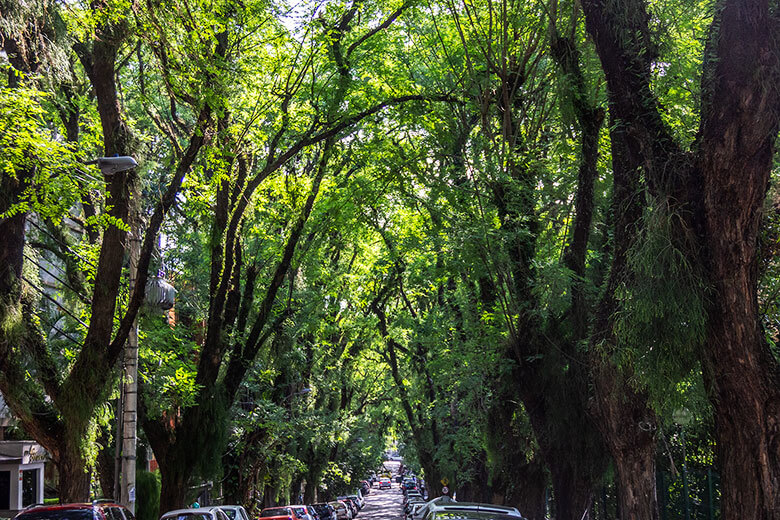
[695,0,780,517]
[158,464,188,515]
[56,438,91,504]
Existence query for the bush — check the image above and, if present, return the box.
[136,471,161,520]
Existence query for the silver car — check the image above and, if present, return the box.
[160,507,231,520]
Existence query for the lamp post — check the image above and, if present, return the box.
[673,408,692,520]
[91,156,139,512]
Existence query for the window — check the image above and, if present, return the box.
[105,508,125,520]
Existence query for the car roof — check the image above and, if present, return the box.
[427,504,522,516]
[163,507,224,514]
[23,504,96,511]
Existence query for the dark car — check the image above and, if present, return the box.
[15,501,135,520]
[310,504,336,520]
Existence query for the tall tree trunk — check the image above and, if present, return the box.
[158,463,188,515]
[587,117,659,520]
[591,359,658,520]
[505,457,546,520]
[56,439,91,504]
[696,1,780,516]
[95,425,116,499]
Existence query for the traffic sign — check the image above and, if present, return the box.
[441,486,449,495]
[441,477,449,486]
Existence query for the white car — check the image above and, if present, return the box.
[220,506,250,520]
[161,507,231,520]
[407,502,427,520]
[421,501,526,520]
[329,501,353,520]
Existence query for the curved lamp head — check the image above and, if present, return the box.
[94,156,138,175]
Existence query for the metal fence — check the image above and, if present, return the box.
[552,468,720,520]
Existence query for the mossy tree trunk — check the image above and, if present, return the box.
[580,0,780,516]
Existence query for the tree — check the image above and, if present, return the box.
[579,0,780,515]
[0,0,213,500]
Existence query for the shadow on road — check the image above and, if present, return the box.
[359,462,404,520]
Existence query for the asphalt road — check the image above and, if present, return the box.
[357,462,403,520]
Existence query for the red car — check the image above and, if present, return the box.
[15,501,135,520]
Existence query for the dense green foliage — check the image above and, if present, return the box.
[1,0,779,517]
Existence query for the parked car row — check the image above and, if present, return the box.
[12,492,363,520]
[402,477,427,520]
[13,501,252,520]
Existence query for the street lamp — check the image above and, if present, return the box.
[283,387,312,401]
[90,154,141,512]
[84,156,138,176]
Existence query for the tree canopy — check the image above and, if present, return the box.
[1,0,779,518]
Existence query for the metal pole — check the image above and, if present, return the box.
[657,471,667,520]
[681,429,690,520]
[113,386,124,500]
[120,194,140,513]
[707,468,714,520]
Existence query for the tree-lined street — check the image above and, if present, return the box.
[1,0,779,518]
[361,463,404,520]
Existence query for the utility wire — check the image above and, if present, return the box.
[27,219,97,268]
[23,252,92,304]
[22,276,89,329]
[32,310,84,349]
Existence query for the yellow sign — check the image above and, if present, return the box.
[440,478,449,486]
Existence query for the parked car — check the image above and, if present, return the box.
[421,501,526,520]
[378,478,392,490]
[350,492,365,509]
[160,507,232,520]
[402,480,418,492]
[310,503,336,520]
[406,502,428,520]
[336,497,358,517]
[404,499,425,516]
[258,515,296,520]
[15,501,136,520]
[328,501,352,520]
[219,506,250,520]
[260,508,297,519]
[404,492,423,506]
[289,506,316,520]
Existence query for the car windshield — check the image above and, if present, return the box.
[292,508,307,516]
[17,512,95,520]
[261,509,290,517]
[434,512,519,520]
[221,510,236,520]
